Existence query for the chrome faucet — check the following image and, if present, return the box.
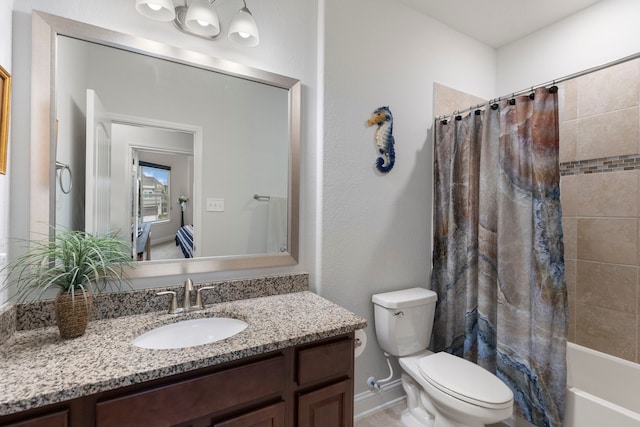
[156,278,199,314]
[156,279,219,314]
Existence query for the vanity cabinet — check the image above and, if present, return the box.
[213,402,285,427]
[2,410,69,427]
[297,380,352,427]
[0,333,354,427]
[294,336,354,427]
[95,355,286,427]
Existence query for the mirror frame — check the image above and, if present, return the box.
[30,11,300,278]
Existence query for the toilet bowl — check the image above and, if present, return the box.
[372,288,514,427]
[400,351,513,427]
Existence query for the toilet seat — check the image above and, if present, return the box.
[418,352,513,410]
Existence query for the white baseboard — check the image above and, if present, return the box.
[354,379,406,421]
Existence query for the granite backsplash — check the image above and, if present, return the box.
[0,272,308,343]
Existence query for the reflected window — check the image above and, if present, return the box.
[140,161,170,223]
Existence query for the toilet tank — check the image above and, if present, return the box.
[372,288,438,357]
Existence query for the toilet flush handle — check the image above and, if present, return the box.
[394,311,404,317]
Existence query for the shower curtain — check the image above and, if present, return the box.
[431,87,568,427]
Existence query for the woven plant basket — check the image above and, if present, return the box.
[55,290,93,339]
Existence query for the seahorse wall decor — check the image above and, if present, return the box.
[367,106,396,173]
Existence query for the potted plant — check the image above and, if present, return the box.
[1,228,134,339]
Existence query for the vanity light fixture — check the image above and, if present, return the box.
[136,0,176,21]
[135,0,260,46]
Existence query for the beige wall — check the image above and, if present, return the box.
[560,58,640,363]
[433,83,486,118]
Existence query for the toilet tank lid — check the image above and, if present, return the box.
[372,287,437,309]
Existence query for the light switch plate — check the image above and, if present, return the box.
[206,198,224,212]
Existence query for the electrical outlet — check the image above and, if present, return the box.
[206,198,224,212]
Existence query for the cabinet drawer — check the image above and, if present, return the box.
[296,338,352,387]
[96,355,285,427]
[3,410,69,427]
[213,401,285,427]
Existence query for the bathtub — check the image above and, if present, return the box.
[565,342,640,427]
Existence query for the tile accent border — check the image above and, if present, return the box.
[13,273,309,332]
[560,154,640,176]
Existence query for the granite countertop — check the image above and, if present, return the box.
[0,291,367,416]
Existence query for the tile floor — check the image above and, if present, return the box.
[355,400,509,427]
[355,401,405,427]
[150,240,184,260]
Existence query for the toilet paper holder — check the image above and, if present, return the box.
[354,329,367,359]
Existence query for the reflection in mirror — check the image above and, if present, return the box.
[117,125,195,261]
[32,11,300,278]
[57,35,289,261]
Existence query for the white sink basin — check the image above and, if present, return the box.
[132,317,248,349]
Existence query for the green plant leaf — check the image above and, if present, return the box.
[1,227,135,304]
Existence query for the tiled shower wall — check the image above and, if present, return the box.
[559,58,640,363]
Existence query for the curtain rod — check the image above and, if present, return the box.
[436,51,640,121]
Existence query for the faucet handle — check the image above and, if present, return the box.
[195,286,216,310]
[156,291,179,314]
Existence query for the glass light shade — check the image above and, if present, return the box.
[185,0,221,37]
[136,0,176,21]
[228,7,259,47]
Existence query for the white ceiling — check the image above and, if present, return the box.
[395,0,603,48]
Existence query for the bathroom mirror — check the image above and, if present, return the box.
[30,11,300,278]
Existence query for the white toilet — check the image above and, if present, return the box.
[372,288,514,427]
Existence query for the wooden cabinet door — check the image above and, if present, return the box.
[3,410,69,427]
[212,402,285,427]
[296,338,352,387]
[297,380,352,427]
